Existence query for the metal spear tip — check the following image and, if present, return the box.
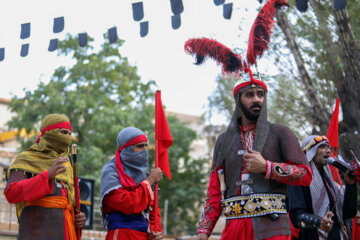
[72,144,77,154]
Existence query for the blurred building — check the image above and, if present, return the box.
[168,111,226,236]
[0,98,19,186]
[167,111,210,159]
[0,98,19,234]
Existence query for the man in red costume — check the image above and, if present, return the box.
[5,114,86,240]
[196,72,312,240]
[100,127,163,240]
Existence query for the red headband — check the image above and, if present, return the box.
[36,121,72,143]
[119,134,147,151]
[233,68,268,97]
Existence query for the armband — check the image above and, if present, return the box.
[297,213,321,229]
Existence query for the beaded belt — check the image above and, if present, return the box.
[221,193,287,219]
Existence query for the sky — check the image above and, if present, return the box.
[0,0,264,124]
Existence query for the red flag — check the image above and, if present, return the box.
[155,90,173,180]
[326,98,342,185]
[326,98,340,154]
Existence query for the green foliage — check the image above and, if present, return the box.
[264,0,348,136]
[266,74,313,139]
[8,34,155,181]
[154,116,208,234]
[347,0,360,46]
[207,75,237,121]
[7,34,207,235]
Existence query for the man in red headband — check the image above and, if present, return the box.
[196,73,312,240]
[100,127,163,240]
[5,114,86,240]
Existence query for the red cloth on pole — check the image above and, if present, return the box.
[353,216,360,240]
[326,98,342,185]
[155,90,173,180]
[326,98,340,152]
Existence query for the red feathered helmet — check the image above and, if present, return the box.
[184,0,288,97]
[233,68,268,97]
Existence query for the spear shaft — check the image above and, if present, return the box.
[72,144,82,240]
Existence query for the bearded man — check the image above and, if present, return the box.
[100,127,163,240]
[288,135,357,240]
[5,114,86,240]
[196,72,312,240]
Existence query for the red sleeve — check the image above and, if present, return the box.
[352,161,360,185]
[102,180,153,215]
[265,160,312,186]
[197,167,223,236]
[5,170,53,203]
[149,205,162,233]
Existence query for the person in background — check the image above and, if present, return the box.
[100,127,163,240]
[5,113,86,240]
[288,135,357,240]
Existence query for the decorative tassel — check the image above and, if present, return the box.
[184,38,244,74]
[246,0,288,66]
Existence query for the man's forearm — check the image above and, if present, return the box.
[264,160,312,186]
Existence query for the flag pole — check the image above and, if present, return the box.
[154,89,172,233]
[154,139,159,230]
[154,90,161,232]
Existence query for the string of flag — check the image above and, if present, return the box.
[0,0,347,61]
[0,0,233,62]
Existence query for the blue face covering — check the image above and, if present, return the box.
[120,146,149,185]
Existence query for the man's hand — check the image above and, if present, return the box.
[344,169,357,185]
[243,148,267,173]
[320,211,334,232]
[196,233,209,240]
[146,168,163,185]
[150,231,163,240]
[75,212,86,228]
[48,156,69,179]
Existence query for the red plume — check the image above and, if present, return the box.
[246,0,288,66]
[184,38,243,74]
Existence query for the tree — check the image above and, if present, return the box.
[7,34,207,235]
[272,0,360,160]
[154,115,208,234]
[207,75,237,122]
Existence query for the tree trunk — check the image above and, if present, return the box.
[275,10,331,132]
[308,0,345,90]
[331,6,360,159]
[332,7,360,132]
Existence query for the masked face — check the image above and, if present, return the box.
[239,88,265,122]
[42,129,71,153]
